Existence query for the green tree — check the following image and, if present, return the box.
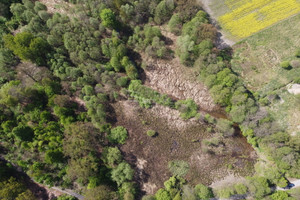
[270,191,289,200]
[4,32,50,65]
[101,147,122,168]
[100,9,117,29]
[194,184,214,200]
[155,189,171,200]
[12,125,34,141]
[108,126,128,144]
[111,162,134,186]
[247,176,271,199]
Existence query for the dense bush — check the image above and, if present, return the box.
[175,99,198,120]
[108,126,128,144]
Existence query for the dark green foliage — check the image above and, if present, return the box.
[45,149,64,164]
[12,125,34,141]
[4,32,50,65]
[175,99,198,120]
[154,0,175,25]
[108,126,128,144]
[0,177,36,200]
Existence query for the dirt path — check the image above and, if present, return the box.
[197,0,236,48]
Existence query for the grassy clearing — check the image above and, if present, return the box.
[231,13,300,135]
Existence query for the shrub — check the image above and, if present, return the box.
[100,8,117,29]
[194,184,214,199]
[155,189,171,200]
[108,126,128,144]
[146,130,156,137]
[168,14,182,35]
[175,99,198,120]
[216,187,235,199]
[280,61,291,69]
[216,119,235,137]
[234,183,248,195]
[116,76,128,87]
[168,160,190,177]
[295,49,300,57]
[111,162,134,186]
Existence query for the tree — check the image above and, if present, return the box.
[0,177,34,200]
[154,0,175,25]
[63,122,101,159]
[107,126,128,144]
[194,184,214,199]
[44,149,64,164]
[175,99,198,120]
[101,147,122,168]
[56,194,78,200]
[100,9,117,29]
[4,32,50,65]
[270,191,289,200]
[111,162,134,186]
[234,183,248,195]
[247,176,271,199]
[155,189,171,200]
[216,119,235,137]
[85,185,115,200]
[12,125,34,141]
[168,14,182,35]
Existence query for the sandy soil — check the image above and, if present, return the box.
[287,84,300,95]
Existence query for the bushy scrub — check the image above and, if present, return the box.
[175,99,198,120]
[108,126,128,144]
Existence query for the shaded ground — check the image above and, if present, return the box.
[114,100,256,195]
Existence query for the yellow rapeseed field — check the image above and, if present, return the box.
[219,0,300,38]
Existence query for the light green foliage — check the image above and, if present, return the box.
[194,184,214,199]
[101,147,122,168]
[146,130,156,137]
[142,195,156,200]
[100,8,117,29]
[108,126,128,144]
[216,187,235,199]
[270,191,289,200]
[280,61,291,69]
[168,160,190,177]
[128,80,173,108]
[155,189,171,200]
[234,183,248,195]
[111,162,134,186]
[175,99,198,120]
[56,194,78,200]
[247,176,271,199]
